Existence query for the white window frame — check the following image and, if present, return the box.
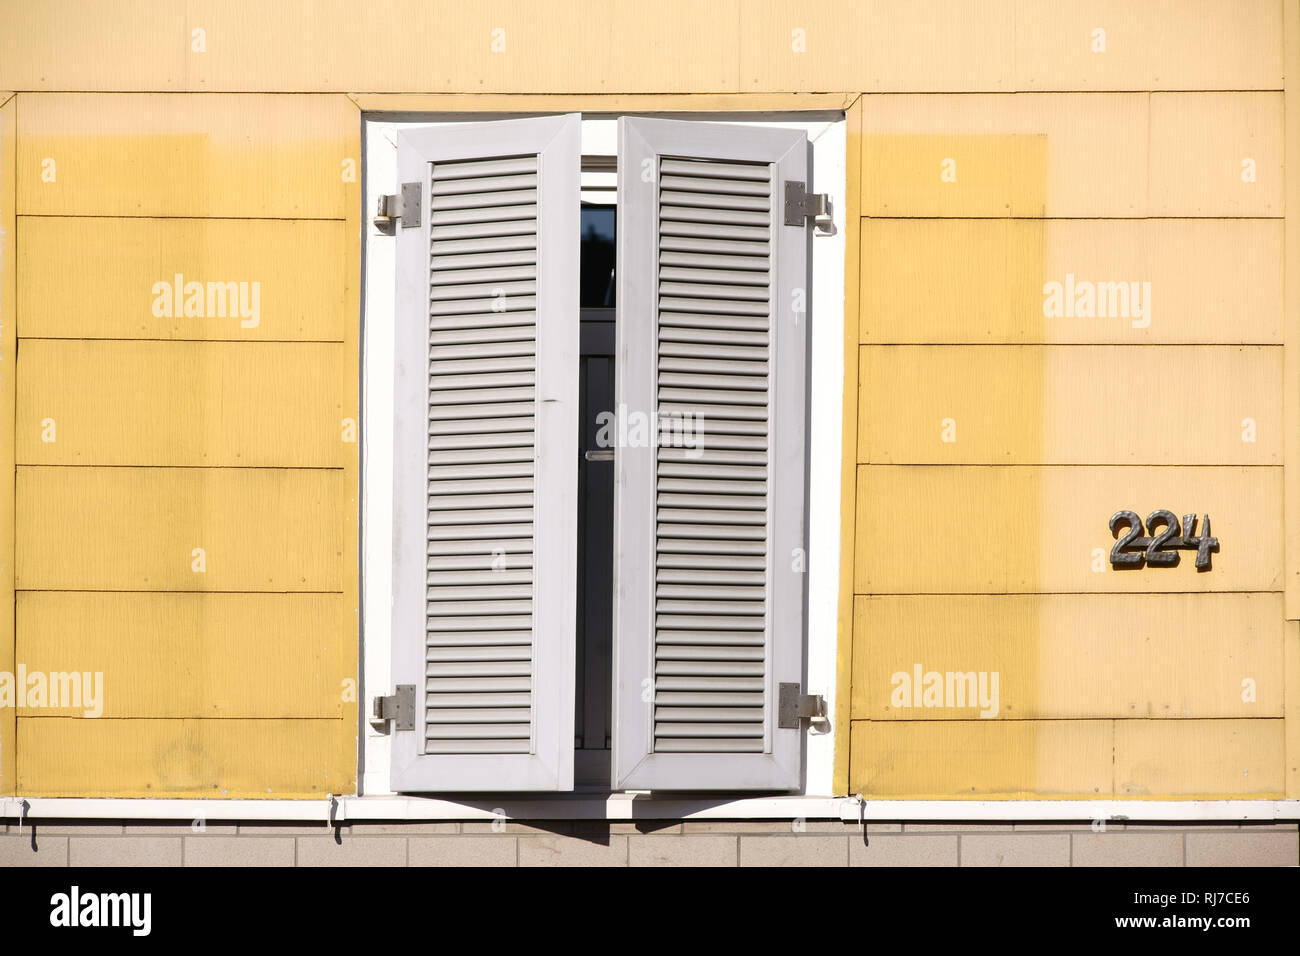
[360,111,847,804]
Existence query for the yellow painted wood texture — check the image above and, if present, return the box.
[339,100,362,798]
[1285,0,1300,797]
[859,346,1281,465]
[16,466,345,592]
[17,340,346,466]
[17,718,352,797]
[16,94,354,217]
[850,719,1286,799]
[0,5,1290,803]
[1013,0,1283,93]
[0,1,1282,93]
[855,465,1281,595]
[0,96,14,792]
[860,219,1284,345]
[18,218,347,341]
[852,594,1285,720]
[861,93,1283,218]
[8,92,358,797]
[16,592,345,717]
[1288,625,1300,796]
[846,86,1289,799]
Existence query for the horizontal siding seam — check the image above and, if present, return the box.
[14,214,347,222]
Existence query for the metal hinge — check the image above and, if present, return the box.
[777,682,826,729]
[373,182,421,233]
[783,180,836,236]
[372,684,415,731]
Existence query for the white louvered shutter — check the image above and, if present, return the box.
[391,115,579,792]
[612,118,809,791]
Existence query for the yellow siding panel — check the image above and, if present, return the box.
[852,593,1284,720]
[1284,5,1300,796]
[1015,0,1283,92]
[356,1,741,95]
[860,218,1284,345]
[857,0,1015,93]
[16,592,344,717]
[1287,623,1300,795]
[0,96,13,792]
[1112,719,1285,797]
[17,340,345,467]
[0,1,186,92]
[6,92,362,797]
[738,1,872,93]
[863,93,1282,218]
[16,718,352,797]
[861,219,1036,344]
[339,98,362,798]
[1,1,743,94]
[740,1,1015,93]
[16,93,352,218]
[3,1,1277,94]
[850,719,1114,798]
[851,718,1284,798]
[862,133,1047,218]
[854,465,1281,594]
[181,0,360,93]
[858,345,1281,465]
[1287,0,1300,621]
[18,218,346,341]
[862,94,1148,217]
[1149,92,1284,216]
[16,466,344,591]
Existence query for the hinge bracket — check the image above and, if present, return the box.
[778,682,826,729]
[373,181,421,233]
[372,684,415,732]
[783,180,836,236]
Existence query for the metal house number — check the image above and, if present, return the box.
[1109,511,1219,571]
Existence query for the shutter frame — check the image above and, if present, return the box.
[612,117,809,791]
[391,114,580,792]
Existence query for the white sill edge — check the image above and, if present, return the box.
[3,795,1299,824]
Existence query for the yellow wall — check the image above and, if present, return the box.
[844,81,1291,797]
[0,1,1284,94]
[3,93,361,796]
[0,1,1296,800]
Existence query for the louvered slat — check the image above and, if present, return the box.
[425,155,539,756]
[653,156,772,756]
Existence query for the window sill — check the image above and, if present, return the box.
[4,795,1300,824]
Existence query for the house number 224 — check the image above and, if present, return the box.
[1108,511,1219,571]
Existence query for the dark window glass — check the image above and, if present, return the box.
[580,205,616,308]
